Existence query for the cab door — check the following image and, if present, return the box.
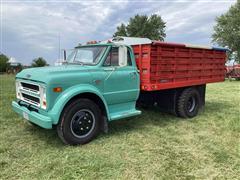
[102,46,140,105]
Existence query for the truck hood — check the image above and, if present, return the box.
[16,65,92,84]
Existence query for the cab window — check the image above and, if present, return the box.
[104,47,118,66]
[104,47,132,66]
[127,48,132,66]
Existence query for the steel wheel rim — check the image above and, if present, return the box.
[70,109,95,138]
[187,96,196,112]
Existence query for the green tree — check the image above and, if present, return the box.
[0,53,9,72]
[113,14,166,41]
[31,57,48,67]
[212,0,240,63]
[114,23,127,37]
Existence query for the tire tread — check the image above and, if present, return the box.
[177,88,200,118]
[57,98,101,145]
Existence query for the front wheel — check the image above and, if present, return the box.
[177,88,200,118]
[57,98,101,145]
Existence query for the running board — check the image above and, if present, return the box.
[110,110,141,121]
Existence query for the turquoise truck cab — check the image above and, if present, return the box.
[12,41,141,145]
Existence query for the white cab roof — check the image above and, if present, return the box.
[100,36,152,45]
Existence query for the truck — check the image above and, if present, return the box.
[12,37,227,145]
[225,64,240,80]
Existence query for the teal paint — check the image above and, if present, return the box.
[12,44,141,129]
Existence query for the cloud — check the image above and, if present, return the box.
[161,1,236,44]
[2,1,128,64]
[1,0,236,65]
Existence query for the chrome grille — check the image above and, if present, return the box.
[18,81,41,107]
[20,82,40,94]
[21,82,39,92]
[22,93,40,105]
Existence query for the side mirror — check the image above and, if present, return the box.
[63,49,67,61]
[118,46,128,67]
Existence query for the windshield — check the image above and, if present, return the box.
[66,46,107,65]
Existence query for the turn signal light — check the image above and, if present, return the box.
[43,101,47,107]
[53,87,62,92]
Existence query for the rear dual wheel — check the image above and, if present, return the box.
[57,98,101,145]
[177,88,200,118]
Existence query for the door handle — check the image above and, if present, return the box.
[130,72,137,75]
[103,67,115,71]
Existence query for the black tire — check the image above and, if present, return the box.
[57,98,101,145]
[177,88,200,118]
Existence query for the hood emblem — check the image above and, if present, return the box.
[26,74,31,78]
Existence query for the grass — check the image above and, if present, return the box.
[0,74,239,179]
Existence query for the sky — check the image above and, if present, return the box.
[1,0,237,65]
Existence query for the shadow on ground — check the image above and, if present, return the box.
[24,107,179,146]
[23,100,231,147]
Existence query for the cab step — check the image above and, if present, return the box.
[110,110,141,121]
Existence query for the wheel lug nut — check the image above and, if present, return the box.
[80,128,83,130]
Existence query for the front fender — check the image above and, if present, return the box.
[48,84,109,124]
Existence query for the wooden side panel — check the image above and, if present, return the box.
[132,43,226,91]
